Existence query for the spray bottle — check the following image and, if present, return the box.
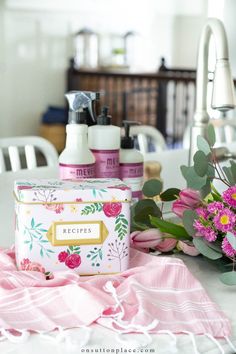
[88,106,120,178]
[120,121,144,200]
[59,91,99,180]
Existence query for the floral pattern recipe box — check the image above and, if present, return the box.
[14,179,131,275]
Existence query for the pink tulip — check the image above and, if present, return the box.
[155,238,177,252]
[179,188,201,206]
[130,229,163,250]
[177,241,200,256]
[172,200,192,218]
[172,188,201,218]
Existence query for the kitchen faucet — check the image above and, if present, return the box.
[189,18,236,165]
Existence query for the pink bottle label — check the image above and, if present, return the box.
[120,162,143,178]
[91,149,119,178]
[59,163,95,180]
[120,162,143,200]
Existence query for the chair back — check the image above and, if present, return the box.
[121,125,167,154]
[0,136,58,173]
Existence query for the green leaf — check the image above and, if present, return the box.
[230,160,236,182]
[193,151,209,177]
[182,210,198,237]
[222,166,235,186]
[69,245,74,251]
[160,188,180,201]
[226,232,236,250]
[197,136,211,155]
[115,223,121,231]
[193,238,222,260]
[207,124,216,147]
[142,179,163,197]
[24,240,30,244]
[219,271,236,286]
[149,216,191,240]
[31,218,35,228]
[40,248,44,257]
[134,199,162,226]
[29,243,33,251]
[182,166,207,190]
[201,180,212,198]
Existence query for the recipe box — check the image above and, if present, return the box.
[14,179,131,275]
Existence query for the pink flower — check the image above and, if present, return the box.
[177,241,200,256]
[58,251,69,263]
[213,208,235,233]
[207,202,224,213]
[45,204,64,214]
[196,207,209,219]
[172,200,192,218]
[222,237,236,258]
[222,186,236,208]
[155,238,177,252]
[130,229,162,250]
[76,198,83,202]
[20,258,31,270]
[172,188,201,218]
[20,259,45,273]
[193,220,217,242]
[103,202,122,217]
[179,188,201,206]
[65,254,81,269]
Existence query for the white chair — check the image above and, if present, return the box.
[121,125,167,154]
[0,136,59,247]
[0,136,58,172]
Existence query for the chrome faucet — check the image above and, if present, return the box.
[189,18,236,164]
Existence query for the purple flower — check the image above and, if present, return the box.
[196,207,209,219]
[193,220,217,242]
[213,208,235,233]
[222,186,236,208]
[222,237,236,258]
[207,202,224,214]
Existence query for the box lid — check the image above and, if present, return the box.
[14,178,132,204]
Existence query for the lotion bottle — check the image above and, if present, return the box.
[59,91,98,180]
[88,106,120,178]
[120,121,144,200]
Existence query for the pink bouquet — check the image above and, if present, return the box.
[131,125,236,285]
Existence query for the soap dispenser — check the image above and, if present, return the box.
[59,91,99,180]
[120,121,144,200]
[88,106,120,178]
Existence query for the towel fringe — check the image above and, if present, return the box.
[157,330,178,353]
[205,333,225,354]
[104,280,158,348]
[0,329,30,343]
[224,336,236,353]
[39,326,92,348]
[182,331,200,354]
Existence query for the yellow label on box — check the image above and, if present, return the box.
[47,221,109,246]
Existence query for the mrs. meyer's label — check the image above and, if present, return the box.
[59,163,95,180]
[91,149,119,178]
[120,162,143,199]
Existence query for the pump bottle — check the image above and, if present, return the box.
[88,106,120,178]
[59,91,99,180]
[120,121,144,200]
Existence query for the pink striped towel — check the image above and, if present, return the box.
[0,246,231,339]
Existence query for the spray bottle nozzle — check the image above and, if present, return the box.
[97,105,112,125]
[121,120,141,149]
[65,91,99,124]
